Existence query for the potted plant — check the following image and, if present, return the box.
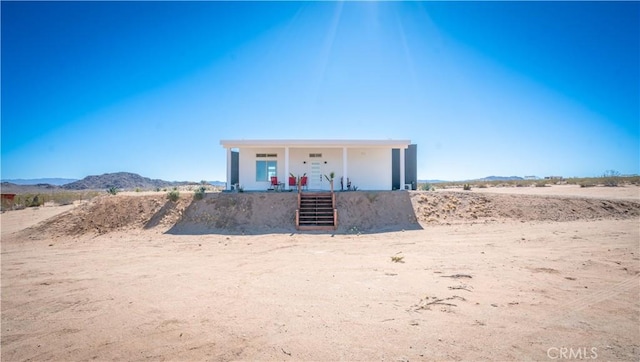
[324,171,335,192]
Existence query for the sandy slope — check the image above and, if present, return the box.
[0,204,77,236]
[1,186,639,361]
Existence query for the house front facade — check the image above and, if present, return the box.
[220,139,417,191]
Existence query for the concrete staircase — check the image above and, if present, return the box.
[296,192,337,231]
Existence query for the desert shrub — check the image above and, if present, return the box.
[26,194,43,207]
[107,186,118,195]
[603,178,619,187]
[10,194,44,208]
[535,181,547,187]
[391,255,405,263]
[478,184,487,188]
[1,200,13,211]
[45,191,100,206]
[167,189,180,202]
[463,184,471,191]
[602,170,620,187]
[579,182,596,188]
[194,186,206,200]
[366,192,378,203]
[419,183,434,191]
[135,187,141,192]
[51,193,75,205]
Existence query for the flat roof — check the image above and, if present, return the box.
[220,139,411,148]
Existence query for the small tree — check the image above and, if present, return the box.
[294,173,306,193]
[324,171,335,192]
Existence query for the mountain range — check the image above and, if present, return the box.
[1,172,227,192]
[1,178,78,186]
[2,173,530,192]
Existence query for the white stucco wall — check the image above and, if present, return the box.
[237,147,283,191]
[346,148,392,190]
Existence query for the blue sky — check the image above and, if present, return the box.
[2,1,638,181]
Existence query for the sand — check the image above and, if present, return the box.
[1,186,639,361]
[464,184,640,201]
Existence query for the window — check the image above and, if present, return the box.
[309,153,322,158]
[256,160,277,181]
[256,153,277,158]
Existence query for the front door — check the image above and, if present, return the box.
[308,161,325,190]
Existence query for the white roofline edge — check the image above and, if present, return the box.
[220,139,411,148]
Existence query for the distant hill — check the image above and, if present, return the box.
[62,172,193,190]
[1,178,77,186]
[418,179,449,184]
[1,182,61,194]
[475,176,524,182]
[418,176,525,184]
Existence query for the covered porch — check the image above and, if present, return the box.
[220,140,412,191]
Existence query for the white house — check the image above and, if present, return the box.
[220,139,417,191]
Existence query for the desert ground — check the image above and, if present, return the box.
[1,185,639,361]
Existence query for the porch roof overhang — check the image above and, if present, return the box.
[220,139,411,149]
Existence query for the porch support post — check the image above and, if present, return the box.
[284,146,290,190]
[342,147,348,190]
[226,147,232,190]
[399,147,406,190]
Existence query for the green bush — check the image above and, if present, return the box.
[167,189,180,202]
[194,186,206,200]
[419,183,434,191]
[27,195,43,207]
[463,184,471,191]
[107,186,118,195]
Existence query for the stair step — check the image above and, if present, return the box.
[296,192,336,230]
